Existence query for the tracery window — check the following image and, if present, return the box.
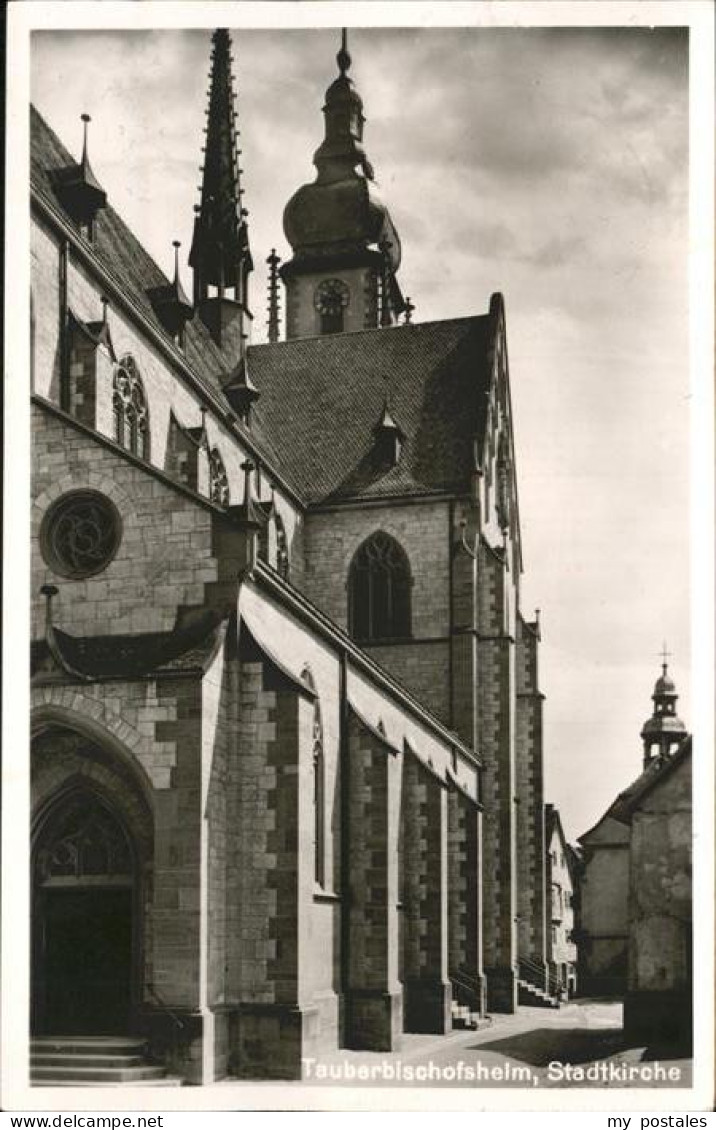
[113,355,149,459]
[40,490,122,579]
[348,531,412,642]
[36,793,133,885]
[209,446,230,507]
[301,668,325,888]
[312,698,325,888]
[275,512,290,580]
[496,434,511,531]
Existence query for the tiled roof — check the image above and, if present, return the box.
[32,105,495,508]
[31,108,223,391]
[31,107,284,474]
[579,735,692,841]
[31,610,224,681]
[248,316,493,504]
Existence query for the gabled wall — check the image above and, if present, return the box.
[625,752,692,1047]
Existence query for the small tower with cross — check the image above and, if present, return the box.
[640,645,687,769]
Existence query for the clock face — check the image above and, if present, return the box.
[314,278,350,316]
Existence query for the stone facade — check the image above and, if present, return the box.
[624,743,692,1048]
[577,814,630,996]
[28,29,550,1083]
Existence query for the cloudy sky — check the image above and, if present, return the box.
[30,13,692,841]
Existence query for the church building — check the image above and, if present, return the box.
[29,29,548,1084]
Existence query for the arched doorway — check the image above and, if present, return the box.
[32,787,139,1035]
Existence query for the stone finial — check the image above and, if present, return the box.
[266,249,281,344]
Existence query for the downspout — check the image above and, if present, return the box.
[339,648,351,1041]
[448,499,454,728]
[59,239,70,412]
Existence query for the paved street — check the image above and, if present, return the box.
[299,1000,692,1090]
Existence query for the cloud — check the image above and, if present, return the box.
[29,22,692,842]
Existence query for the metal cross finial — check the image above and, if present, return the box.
[659,641,672,672]
[337,28,351,75]
[404,297,415,324]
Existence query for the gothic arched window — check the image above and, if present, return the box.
[113,355,149,459]
[35,792,133,885]
[209,446,230,507]
[348,531,412,642]
[302,668,325,888]
[312,698,325,887]
[275,512,290,581]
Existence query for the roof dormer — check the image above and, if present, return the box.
[52,114,107,238]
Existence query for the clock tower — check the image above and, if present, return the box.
[281,31,404,340]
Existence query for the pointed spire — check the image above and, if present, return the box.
[53,112,107,231]
[80,113,90,164]
[190,28,253,318]
[267,249,281,343]
[146,239,193,342]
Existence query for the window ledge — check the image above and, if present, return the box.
[313,886,341,903]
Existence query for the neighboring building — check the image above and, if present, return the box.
[577,805,630,996]
[577,662,690,1007]
[545,805,577,998]
[623,736,692,1048]
[29,29,548,1084]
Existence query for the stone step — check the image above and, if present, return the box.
[32,1053,147,1069]
[32,1037,148,1054]
[31,1065,168,1084]
[517,978,560,1009]
[30,1035,178,1087]
[32,1078,183,1088]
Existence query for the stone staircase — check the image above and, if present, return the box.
[517,977,561,1009]
[516,954,562,1010]
[450,998,481,1030]
[31,1037,182,1087]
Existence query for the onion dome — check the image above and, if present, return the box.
[653,669,677,697]
[282,30,401,270]
[640,656,687,768]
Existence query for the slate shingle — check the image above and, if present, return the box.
[32,105,496,509]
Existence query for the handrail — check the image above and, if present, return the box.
[146,981,185,1031]
[518,954,561,999]
[450,967,480,1007]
